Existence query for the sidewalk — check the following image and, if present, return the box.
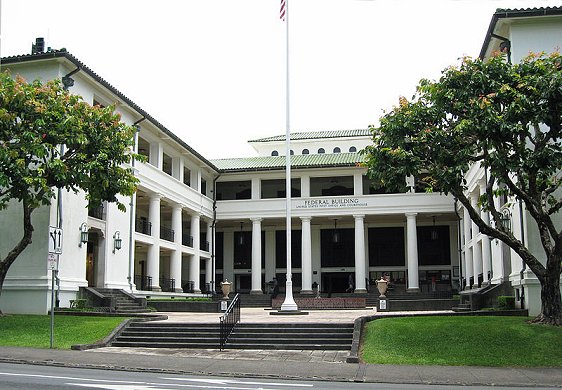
[1,308,561,387]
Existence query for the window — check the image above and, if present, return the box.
[333,147,341,153]
[183,167,191,186]
[368,227,405,266]
[320,228,354,267]
[318,148,325,154]
[290,150,294,155]
[302,149,309,155]
[162,153,172,176]
[216,180,251,200]
[417,226,451,265]
[201,178,207,195]
[137,137,150,159]
[261,179,301,198]
[271,150,279,156]
[310,176,353,197]
[349,146,357,152]
[276,230,302,268]
[362,176,404,195]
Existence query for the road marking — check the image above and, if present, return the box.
[163,377,313,387]
[0,372,144,384]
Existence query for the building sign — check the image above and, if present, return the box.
[295,197,368,210]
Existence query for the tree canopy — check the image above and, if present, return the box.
[362,53,562,324]
[0,71,140,311]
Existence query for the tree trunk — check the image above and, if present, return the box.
[0,200,35,315]
[532,253,562,325]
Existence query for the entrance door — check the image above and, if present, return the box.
[322,272,350,294]
[86,242,96,287]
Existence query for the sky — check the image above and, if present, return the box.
[1,0,561,159]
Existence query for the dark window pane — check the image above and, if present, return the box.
[216,180,251,200]
[275,230,302,268]
[368,227,405,266]
[417,226,450,265]
[261,179,301,199]
[320,228,354,267]
[310,176,353,197]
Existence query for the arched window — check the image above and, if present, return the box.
[318,148,325,154]
[271,150,279,156]
[290,150,294,155]
[349,146,357,153]
[302,149,309,155]
[333,147,341,153]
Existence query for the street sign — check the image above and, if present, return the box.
[47,253,57,270]
[48,226,63,254]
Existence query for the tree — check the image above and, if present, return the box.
[0,72,140,313]
[362,52,562,325]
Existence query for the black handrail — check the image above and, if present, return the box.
[219,293,240,351]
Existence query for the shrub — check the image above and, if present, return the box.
[497,296,516,310]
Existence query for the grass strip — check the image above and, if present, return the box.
[361,316,562,367]
[0,314,128,349]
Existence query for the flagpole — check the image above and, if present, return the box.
[280,0,297,311]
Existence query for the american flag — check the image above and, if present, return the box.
[280,0,286,21]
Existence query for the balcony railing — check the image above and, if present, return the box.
[182,280,195,293]
[88,204,104,220]
[182,234,193,247]
[159,277,176,293]
[134,275,152,291]
[160,226,175,242]
[201,241,210,252]
[135,219,151,235]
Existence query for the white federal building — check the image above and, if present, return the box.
[0,6,560,316]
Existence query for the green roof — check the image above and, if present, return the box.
[211,152,364,172]
[249,129,371,143]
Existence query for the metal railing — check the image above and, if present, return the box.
[219,293,240,351]
[134,275,152,291]
[135,219,152,235]
[160,277,176,293]
[182,234,193,247]
[160,226,175,242]
[201,240,210,252]
[88,204,104,220]
[182,280,195,293]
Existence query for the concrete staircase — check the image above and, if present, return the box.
[112,323,221,348]
[94,288,149,313]
[110,322,354,351]
[227,323,354,350]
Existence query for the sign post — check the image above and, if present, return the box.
[48,226,63,349]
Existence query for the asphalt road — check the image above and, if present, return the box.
[0,363,557,390]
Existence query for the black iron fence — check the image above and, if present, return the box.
[160,277,176,293]
[88,204,104,220]
[182,234,193,247]
[160,226,175,242]
[135,219,152,235]
[182,280,195,293]
[201,240,210,252]
[134,275,152,291]
[219,293,240,351]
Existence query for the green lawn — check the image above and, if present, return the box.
[361,316,562,367]
[0,314,128,349]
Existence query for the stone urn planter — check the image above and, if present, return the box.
[376,278,388,298]
[220,280,232,300]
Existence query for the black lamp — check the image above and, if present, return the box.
[79,223,88,247]
[113,231,122,253]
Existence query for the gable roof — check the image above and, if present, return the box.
[249,129,371,143]
[479,6,562,59]
[1,50,220,173]
[211,152,364,172]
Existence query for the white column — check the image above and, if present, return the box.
[471,193,483,286]
[353,173,363,196]
[300,175,310,198]
[147,194,161,291]
[354,215,367,293]
[250,217,263,294]
[479,183,491,285]
[405,212,420,292]
[300,216,313,293]
[190,214,201,293]
[170,204,183,292]
[251,177,260,200]
[463,206,473,289]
